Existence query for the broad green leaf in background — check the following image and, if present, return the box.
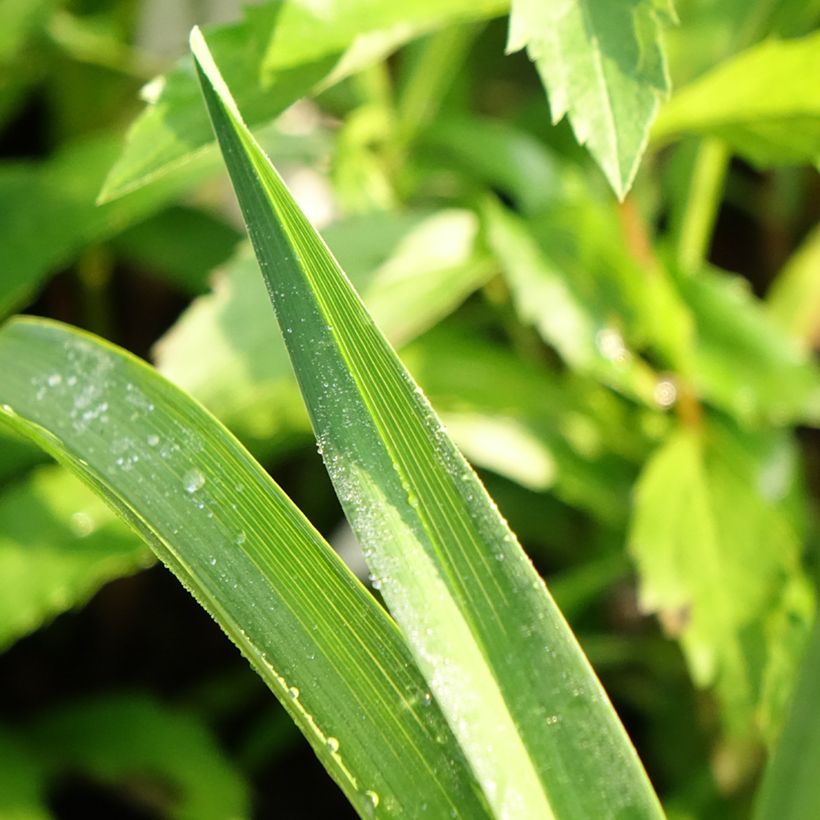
[155,209,492,453]
[629,421,814,738]
[0,133,204,317]
[767,224,820,348]
[0,728,49,820]
[0,465,151,652]
[0,318,489,818]
[653,32,820,167]
[99,0,507,202]
[111,205,242,295]
[678,267,820,426]
[192,28,663,818]
[754,616,820,820]
[27,694,249,820]
[506,0,673,198]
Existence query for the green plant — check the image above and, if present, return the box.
[1,1,819,817]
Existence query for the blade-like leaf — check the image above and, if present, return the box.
[653,32,820,167]
[99,0,507,202]
[192,28,663,819]
[506,0,672,198]
[754,615,820,819]
[0,317,489,819]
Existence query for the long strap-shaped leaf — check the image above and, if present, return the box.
[191,28,663,820]
[0,317,489,819]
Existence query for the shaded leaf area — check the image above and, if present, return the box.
[653,31,820,167]
[155,209,492,455]
[111,205,242,296]
[755,615,820,820]
[0,465,152,652]
[0,318,489,818]
[629,420,815,740]
[0,133,204,318]
[0,727,50,820]
[0,694,248,820]
[507,0,672,198]
[100,0,507,202]
[193,30,663,818]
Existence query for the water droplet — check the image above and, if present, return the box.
[653,377,677,408]
[422,692,432,706]
[70,511,95,537]
[365,790,379,808]
[326,737,339,753]
[183,469,205,493]
[147,433,160,447]
[235,531,246,545]
[47,374,62,386]
[288,686,300,699]
[209,557,217,566]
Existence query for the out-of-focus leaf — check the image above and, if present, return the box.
[507,0,672,198]
[422,115,576,214]
[99,0,507,202]
[754,615,820,820]
[0,0,53,61]
[0,428,45,486]
[402,324,644,523]
[155,209,491,451]
[0,133,203,317]
[111,206,242,294]
[0,465,151,651]
[679,267,820,426]
[653,32,820,167]
[629,421,815,738]
[767,224,820,348]
[0,317,489,817]
[193,29,663,817]
[0,728,49,820]
[483,196,662,404]
[29,694,248,820]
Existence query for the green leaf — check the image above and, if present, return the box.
[653,32,820,167]
[192,28,662,818]
[679,267,820,426]
[0,465,151,651]
[28,694,249,820]
[506,0,672,198]
[482,196,662,404]
[0,133,203,317]
[767,224,820,347]
[99,0,507,202]
[111,205,242,295]
[629,421,815,737]
[0,728,49,820]
[401,324,643,524]
[155,209,491,453]
[754,615,820,820]
[0,317,489,818]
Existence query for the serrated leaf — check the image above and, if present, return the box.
[507,0,671,198]
[629,421,815,737]
[0,465,152,651]
[0,317,489,818]
[192,27,662,818]
[653,32,820,167]
[99,0,507,202]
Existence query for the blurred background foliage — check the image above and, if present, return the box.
[0,0,819,817]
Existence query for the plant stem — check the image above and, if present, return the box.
[675,138,729,274]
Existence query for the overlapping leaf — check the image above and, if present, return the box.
[192,27,662,818]
[0,317,489,818]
